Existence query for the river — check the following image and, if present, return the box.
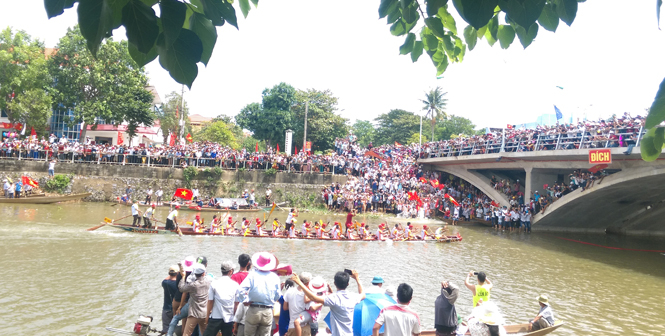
[1,203,664,335]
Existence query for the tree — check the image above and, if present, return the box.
[352,120,376,147]
[49,26,155,142]
[290,89,349,151]
[407,132,428,145]
[435,115,477,140]
[374,109,421,146]
[421,86,448,141]
[0,28,53,136]
[194,120,237,147]
[159,91,191,143]
[235,83,296,147]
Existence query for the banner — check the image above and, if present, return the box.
[174,188,193,200]
[117,131,124,145]
[589,149,611,164]
[305,141,312,152]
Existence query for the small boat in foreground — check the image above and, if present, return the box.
[0,193,91,204]
[421,321,563,336]
[103,222,463,242]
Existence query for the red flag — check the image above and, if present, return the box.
[175,106,179,118]
[174,188,193,200]
[506,124,513,129]
[491,200,500,207]
[117,131,124,145]
[394,141,402,147]
[30,127,36,137]
[419,177,428,184]
[446,193,459,207]
[589,164,608,174]
[437,183,445,190]
[407,191,418,201]
[430,179,440,188]
[294,146,298,155]
[22,176,39,188]
[276,143,280,152]
[169,133,175,146]
[186,133,193,143]
[255,142,259,153]
[364,151,382,160]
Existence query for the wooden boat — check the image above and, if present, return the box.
[114,201,262,213]
[104,222,463,242]
[421,321,563,336]
[0,193,91,204]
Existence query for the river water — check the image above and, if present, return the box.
[2,203,664,335]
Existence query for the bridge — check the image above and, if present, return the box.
[420,146,665,237]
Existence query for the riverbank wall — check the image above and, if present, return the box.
[0,160,347,205]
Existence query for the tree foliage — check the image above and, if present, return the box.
[0,28,53,136]
[49,26,154,142]
[421,86,448,141]
[158,91,191,143]
[194,120,237,147]
[235,82,295,147]
[374,109,421,146]
[352,120,376,147]
[44,0,257,88]
[434,114,478,140]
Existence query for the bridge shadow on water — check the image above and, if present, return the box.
[463,225,665,279]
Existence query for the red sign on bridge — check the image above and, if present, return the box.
[589,149,612,164]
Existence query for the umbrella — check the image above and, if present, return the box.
[324,293,396,336]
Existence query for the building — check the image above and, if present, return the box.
[189,114,212,131]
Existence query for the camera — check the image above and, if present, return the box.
[344,269,353,275]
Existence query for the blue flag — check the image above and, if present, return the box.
[554,105,563,120]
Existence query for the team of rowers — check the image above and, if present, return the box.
[180,210,450,241]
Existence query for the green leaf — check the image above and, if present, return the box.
[160,0,187,45]
[140,0,158,6]
[239,0,251,18]
[128,41,157,66]
[659,0,663,29]
[399,33,416,54]
[250,0,258,5]
[498,0,545,29]
[454,36,465,61]
[640,127,665,161]
[108,0,129,29]
[497,24,515,49]
[514,22,538,48]
[402,4,419,24]
[476,24,487,38]
[78,0,114,57]
[411,41,424,62]
[379,0,398,18]
[390,20,406,36]
[463,25,477,50]
[400,0,414,9]
[156,29,203,89]
[645,77,665,128]
[121,0,159,54]
[426,0,448,16]
[425,17,446,38]
[189,0,206,13]
[537,2,558,32]
[438,6,457,35]
[452,0,498,30]
[485,14,499,41]
[45,0,77,19]
[200,0,225,26]
[386,7,402,24]
[189,12,217,65]
[554,0,577,26]
[183,6,194,28]
[441,34,454,54]
[436,54,449,75]
[422,31,439,50]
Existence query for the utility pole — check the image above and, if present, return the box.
[303,100,308,152]
[419,114,423,154]
[179,85,185,142]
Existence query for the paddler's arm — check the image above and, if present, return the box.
[464,271,476,294]
[290,274,325,304]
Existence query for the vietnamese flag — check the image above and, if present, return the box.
[419,177,428,184]
[276,143,280,152]
[448,194,460,207]
[174,188,193,200]
[255,142,259,153]
[186,133,193,143]
[22,176,39,188]
[491,200,500,207]
[169,132,176,146]
[30,127,36,137]
[294,146,298,155]
[395,141,402,147]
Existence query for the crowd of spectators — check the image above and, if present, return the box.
[420,113,645,158]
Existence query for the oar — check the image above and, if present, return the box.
[87,214,131,231]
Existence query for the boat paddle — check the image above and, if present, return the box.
[87,214,132,231]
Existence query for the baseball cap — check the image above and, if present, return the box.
[193,263,206,275]
[220,260,234,273]
[196,256,208,266]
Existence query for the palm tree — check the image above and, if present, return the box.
[421,86,448,142]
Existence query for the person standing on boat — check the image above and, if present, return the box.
[238,252,281,336]
[284,208,298,237]
[265,188,272,207]
[145,187,153,205]
[434,280,459,336]
[344,210,355,236]
[249,189,256,208]
[131,200,142,227]
[156,187,164,205]
[166,205,180,231]
[465,271,492,308]
[143,204,155,228]
[372,283,421,336]
[529,294,555,331]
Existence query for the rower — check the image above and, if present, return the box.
[403,222,413,240]
[255,218,264,236]
[288,220,297,238]
[315,222,322,238]
[165,205,179,231]
[142,204,155,228]
[192,215,203,233]
[272,218,281,237]
[321,222,330,239]
[376,223,385,241]
[210,215,220,233]
[390,224,400,239]
[302,220,311,238]
[227,216,237,235]
[420,225,431,240]
[330,223,340,239]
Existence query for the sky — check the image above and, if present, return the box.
[2,0,665,129]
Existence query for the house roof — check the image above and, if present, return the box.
[86,124,159,135]
[189,114,212,124]
[146,86,162,105]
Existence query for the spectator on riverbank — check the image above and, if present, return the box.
[372,283,421,336]
[434,280,459,336]
[203,261,238,336]
[239,252,281,336]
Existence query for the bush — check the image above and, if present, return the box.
[265,168,277,176]
[183,166,199,188]
[44,174,72,194]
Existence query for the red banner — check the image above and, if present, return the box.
[589,149,611,164]
[117,131,124,145]
[174,188,193,200]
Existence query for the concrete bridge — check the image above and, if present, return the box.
[420,148,665,237]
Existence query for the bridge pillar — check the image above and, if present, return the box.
[525,168,560,202]
[524,167,533,203]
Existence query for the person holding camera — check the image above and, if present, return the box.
[464,271,492,308]
[434,280,459,336]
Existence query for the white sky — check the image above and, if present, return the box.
[2,0,665,128]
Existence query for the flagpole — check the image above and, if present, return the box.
[179,85,185,143]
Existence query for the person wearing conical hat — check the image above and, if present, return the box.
[530,294,555,331]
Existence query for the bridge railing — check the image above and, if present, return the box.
[423,125,645,158]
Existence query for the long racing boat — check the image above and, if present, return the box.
[0,193,91,204]
[101,222,463,242]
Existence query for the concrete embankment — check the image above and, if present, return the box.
[0,160,347,205]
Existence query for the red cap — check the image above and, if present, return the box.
[175,205,180,209]
[151,204,156,208]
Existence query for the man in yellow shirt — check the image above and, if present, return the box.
[464,271,493,307]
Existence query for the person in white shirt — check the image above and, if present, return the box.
[131,201,141,227]
[372,283,421,336]
[203,261,239,336]
[142,204,155,228]
[145,187,153,204]
[283,272,311,336]
[192,187,200,201]
[155,187,164,205]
